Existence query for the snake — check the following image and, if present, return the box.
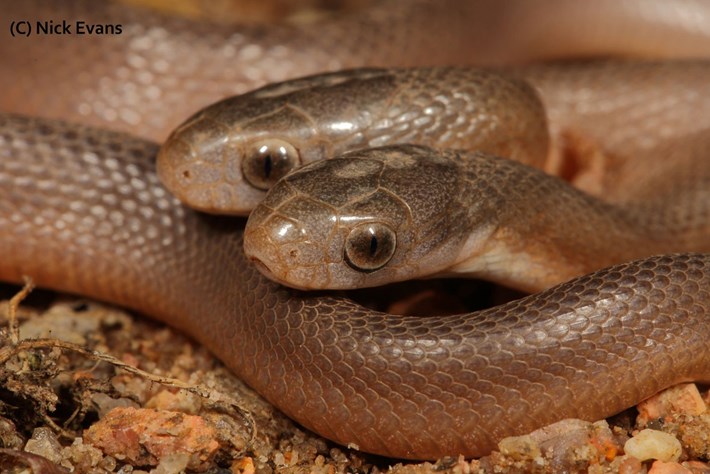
[3,0,710,462]
[241,143,710,292]
[3,114,710,461]
[156,62,710,215]
[157,62,710,293]
[4,0,710,141]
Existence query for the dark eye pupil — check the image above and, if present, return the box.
[263,154,273,178]
[243,140,300,191]
[344,222,396,272]
[369,235,378,256]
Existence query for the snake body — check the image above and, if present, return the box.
[3,114,710,460]
[4,0,710,141]
[4,0,710,462]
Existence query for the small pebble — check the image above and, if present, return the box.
[638,384,706,426]
[84,407,220,470]
[24,427,63,464]
[648,460,693,474]
[624,429,681,462]
[498,434,541,461]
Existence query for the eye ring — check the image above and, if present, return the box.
[344,222,396,272]
[242,139,300,190]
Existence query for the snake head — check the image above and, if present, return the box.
[243,144,479,290]
[156,69,400,215]
[156,96,316,215]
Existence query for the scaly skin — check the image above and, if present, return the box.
[3,0,710,141]
[2,114,710,459]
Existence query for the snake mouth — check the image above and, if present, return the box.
[249,256,277,280]
[248,255,317,291]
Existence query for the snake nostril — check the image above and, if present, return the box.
[182,169,191,180]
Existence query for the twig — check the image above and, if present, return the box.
[6,276,34,344]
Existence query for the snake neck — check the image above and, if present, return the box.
[445,152,710,293]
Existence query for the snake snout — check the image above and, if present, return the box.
[244,239,319,290]
[157,117,266,215]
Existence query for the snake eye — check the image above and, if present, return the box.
[344,222,396,272]
[242,139,300,190]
